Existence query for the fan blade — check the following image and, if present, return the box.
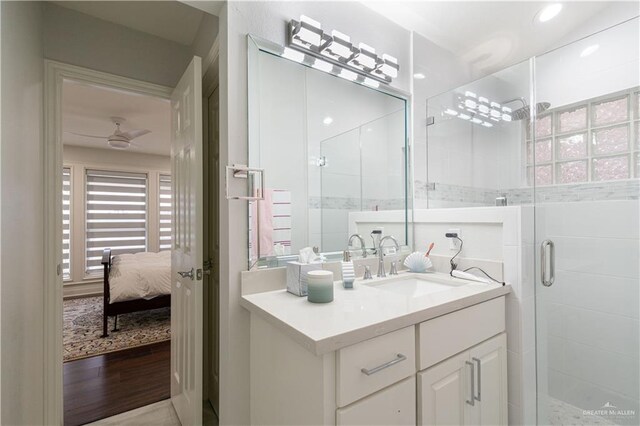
[65,131,109,139]
[121,129,151,140]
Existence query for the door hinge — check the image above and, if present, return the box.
[57,264,61,276]
[203,258,213,273]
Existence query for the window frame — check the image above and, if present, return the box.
[527,87,639,186]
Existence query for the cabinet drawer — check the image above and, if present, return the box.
[337,325,416,407]
[337,376,416,426]
[418,297,505,370]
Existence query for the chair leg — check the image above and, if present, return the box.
[112,314,119,332]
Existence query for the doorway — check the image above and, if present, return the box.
[60,77,174,425]
[41,2,220,425]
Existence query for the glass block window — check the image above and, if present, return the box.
[527,88,639,185]
[558,106,587,133]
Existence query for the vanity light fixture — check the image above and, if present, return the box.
[291,15,324,48]
[374,54,399,79]
[349,43,378,71]
[322,30,353,60]
[288,15,400,85]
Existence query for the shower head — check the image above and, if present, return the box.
[501,97,551,121]
[511,102,551,121]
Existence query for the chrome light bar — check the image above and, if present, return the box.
[288,16,399,85]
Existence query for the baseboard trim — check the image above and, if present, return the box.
[63,281,103,299]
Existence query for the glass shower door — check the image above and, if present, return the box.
[534,19,640,425]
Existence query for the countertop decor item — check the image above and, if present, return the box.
[425,242,434,257]
[307,270,334,303]
[403,251,433,273]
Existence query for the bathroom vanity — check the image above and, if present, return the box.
[241,272,510,425]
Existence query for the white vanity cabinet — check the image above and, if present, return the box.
[246,292,508,426]
[418,333,507,426]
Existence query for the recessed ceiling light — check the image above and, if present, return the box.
[413,73,426,80]
[323,116,333,125]
[537,3,563,23]
[580,44,599,57]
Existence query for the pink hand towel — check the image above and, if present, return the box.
[250,189,274,259]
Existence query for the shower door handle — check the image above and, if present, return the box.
[541,239,555,287]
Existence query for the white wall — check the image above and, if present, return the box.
[62,146,170,297]
[219,2,411,423]
[536,17,639,110]
[43,2,199,87]
[0,1,45,424]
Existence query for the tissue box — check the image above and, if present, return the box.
[286,262,323,296]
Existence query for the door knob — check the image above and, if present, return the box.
[178,268,194,280]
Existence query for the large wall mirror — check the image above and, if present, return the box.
[247,35,410,269]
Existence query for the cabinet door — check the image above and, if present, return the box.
[418,351,471,426]
[337,376,416,426]
[469,333,508,426]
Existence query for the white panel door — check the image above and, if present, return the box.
[418,351,470,426]
[469,333,508,426]
[171,56,203,426]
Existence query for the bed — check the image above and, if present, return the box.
[101,248,171,337]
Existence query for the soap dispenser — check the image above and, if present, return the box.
[342,251,355,289]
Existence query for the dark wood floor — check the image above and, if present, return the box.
[64,340,171,426]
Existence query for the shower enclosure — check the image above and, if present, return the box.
[425,18,639,425]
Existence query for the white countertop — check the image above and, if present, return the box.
[240,272,511,355]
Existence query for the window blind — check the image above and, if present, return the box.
[85,169,148,274]
[159,174,172,251]
[62,168,71,280]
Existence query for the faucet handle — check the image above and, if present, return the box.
[362,265,373,280]
[390,261,398,276]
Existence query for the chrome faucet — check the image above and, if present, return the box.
[377,235,399,278]
[348,234,367,258]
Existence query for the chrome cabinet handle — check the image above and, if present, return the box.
[473,357,481,401]
[541,239,555,287]
[177,268,194,280]
[466,360,475,406]
[361,353,407,376]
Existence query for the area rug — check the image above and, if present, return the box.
[64,296,170,362]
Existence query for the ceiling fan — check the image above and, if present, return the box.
[66,116,151,149]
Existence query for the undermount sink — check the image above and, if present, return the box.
[364,276,455,298]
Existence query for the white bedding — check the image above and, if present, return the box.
[109,251,171,303]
